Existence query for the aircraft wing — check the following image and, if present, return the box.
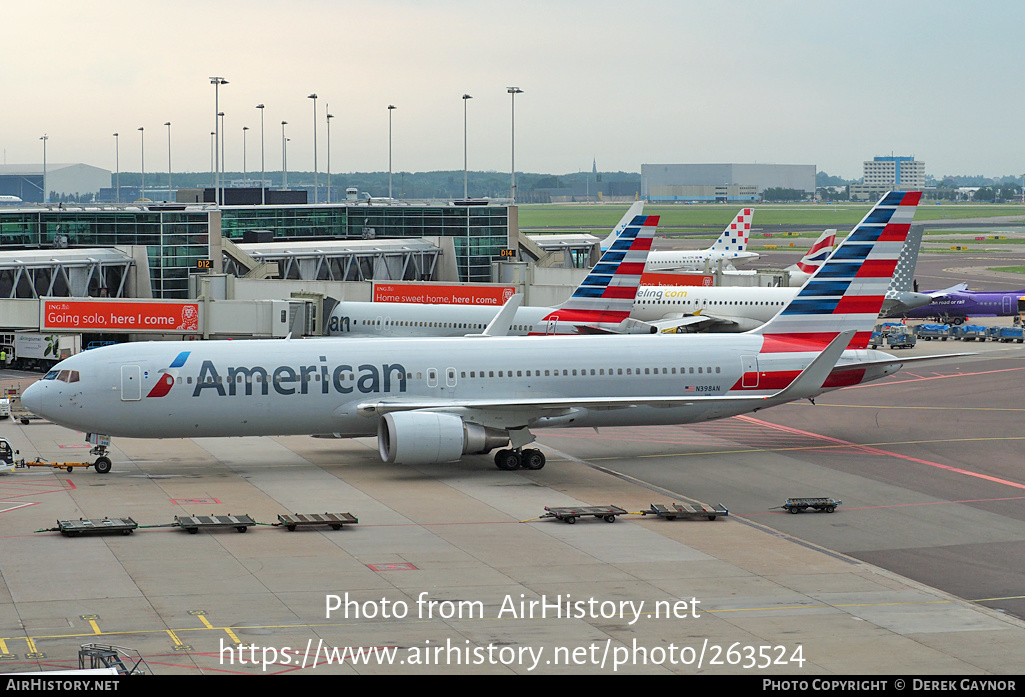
[467,294,522,337]
[927,282,968,299]
[356,331,854,420]
[565,313,738,335]
[645,313,738,334]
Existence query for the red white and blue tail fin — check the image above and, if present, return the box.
[599,201,645,251]
[795,229,837,274]
[536,215,659,334]
[708,208,754,259]
[783,228,837,285]
[754,191,921,351]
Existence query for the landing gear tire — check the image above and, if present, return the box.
[494,449,521,471]
[521,448,546,470]
[94,457,112,474]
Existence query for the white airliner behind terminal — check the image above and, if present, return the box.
[23,192,959,473]
[599,203,759,271]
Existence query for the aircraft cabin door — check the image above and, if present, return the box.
[545,315,559,335]
[121,365,142,401]
[1002,295,1012,314]
[741,355,759,389]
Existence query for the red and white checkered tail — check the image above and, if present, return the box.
[755,191,922,352]
[708,208,754,255]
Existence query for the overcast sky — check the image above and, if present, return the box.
[3,0,1022,181]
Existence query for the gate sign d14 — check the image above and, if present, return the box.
[43,300,200,332]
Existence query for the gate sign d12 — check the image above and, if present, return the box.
[43,300,200,332]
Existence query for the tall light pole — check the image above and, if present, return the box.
[113,133,119,203]
[242,126,249,187]
[40,134,48,204]
[388,104,396,198]
[462,94,472,199]
[209,77,228,203]
[218,112,225,199]
[308,93,318,203]
[138,127,145,200]
[164,121,172,200]
[507,87,523,203]
[326,108,334,204]
[281,121,288,189]
[256,104,266,204]
[210,132,216,188]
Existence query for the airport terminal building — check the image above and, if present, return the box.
[0,203,513,299]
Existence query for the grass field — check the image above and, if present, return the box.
[517,202,1025,230]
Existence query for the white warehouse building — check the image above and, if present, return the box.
[0,163,111,203]
[641,163,816,203]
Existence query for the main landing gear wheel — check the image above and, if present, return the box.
[494,449,521,471]
[521,448,546,470]
[93,457,112,474]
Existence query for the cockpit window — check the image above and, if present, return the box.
[43,370,80,383]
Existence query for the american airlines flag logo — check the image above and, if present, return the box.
[146,351,191,398]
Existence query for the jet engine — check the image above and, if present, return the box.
[378,411,509,465]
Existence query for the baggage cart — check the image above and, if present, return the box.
[175,514,255,534]
[774,497,842,514]
[542,505,628,524]
[57,517,138,537]
[644,502,728,521]
[277,512,358,531]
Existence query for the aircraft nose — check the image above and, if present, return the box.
[21,382,42,415]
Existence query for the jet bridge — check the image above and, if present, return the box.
[0,248,135,298]
[223,239,441,282]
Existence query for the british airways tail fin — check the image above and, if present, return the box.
[599,201,645,251]
[538,214,658,334]
[753,191,922,350]
[708,208,755,257]
[789,229,837,275]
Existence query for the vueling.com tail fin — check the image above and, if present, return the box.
[754,191,922,351]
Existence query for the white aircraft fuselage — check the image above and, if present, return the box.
[644,250,758,272]
[23,334,896,444]
[633,285,797,332]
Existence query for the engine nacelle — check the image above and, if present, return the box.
[378,412,509,465]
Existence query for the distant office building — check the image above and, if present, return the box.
[641,164,815,202]
[0,164,111,203]
[849,157,925,200]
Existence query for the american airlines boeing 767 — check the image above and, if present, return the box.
[22,191,958,473]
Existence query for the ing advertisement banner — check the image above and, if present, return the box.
[373,283,517,306]
[42,300,201,332]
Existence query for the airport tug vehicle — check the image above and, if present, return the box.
[0,436,112,473]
